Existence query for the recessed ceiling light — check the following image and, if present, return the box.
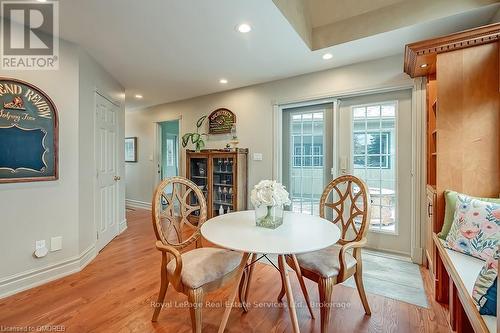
[219,79,228,84]
[322,53,333,60]
[135,94,143,99]
[420,63,428,68]
[37,0,47,2]
[237,23,252,33]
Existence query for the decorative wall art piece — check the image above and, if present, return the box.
[0,78,58,183]
[208,108,236,134]
[125,137,137,162]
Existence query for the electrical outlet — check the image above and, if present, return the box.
[35,240,46,250]
[50,236,62,252]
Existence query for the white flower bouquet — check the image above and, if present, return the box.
[251,180,291,229]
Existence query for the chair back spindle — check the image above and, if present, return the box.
[319,175,371,245]
[152,176,207,251]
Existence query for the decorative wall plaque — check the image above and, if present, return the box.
[0,78,58,183]
[208,108,236,134]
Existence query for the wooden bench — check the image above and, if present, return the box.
[433,234,498,333]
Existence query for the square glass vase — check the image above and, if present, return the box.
[255,205,284,229]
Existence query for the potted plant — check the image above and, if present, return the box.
[181,115,207,152]
[251,180,291,229]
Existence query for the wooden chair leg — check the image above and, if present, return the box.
[188,288,204,333]
[152,267,169,322]
[277,269,286,302]
[354,266,371,315]
[291,255,315,319]
[318,277,335,333]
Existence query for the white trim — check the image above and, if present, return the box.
[411,77,426,265]
[0,245,97,299]
[272,105,282,181]
[119,218,128,233]
[364,248,412,262]
[126,198,152,210]
[272,83,413,106]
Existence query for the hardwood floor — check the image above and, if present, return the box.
[0,209,451,332]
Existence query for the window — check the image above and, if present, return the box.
[353,131,391,169]
[352,102,397,233]
[289,110,325,215]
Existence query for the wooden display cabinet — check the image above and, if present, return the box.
[186,149,248,221]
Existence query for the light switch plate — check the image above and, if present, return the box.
[50,236,62,252]
[253,153,263,161]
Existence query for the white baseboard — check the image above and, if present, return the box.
[364,247,412,262]
[0,245,97,299]
[126,198,151,210]
[119,218,128,233]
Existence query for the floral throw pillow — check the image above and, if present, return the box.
[472,254,498,316]
[444,195,500,261]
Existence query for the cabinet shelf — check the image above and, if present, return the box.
[213,201,233,206]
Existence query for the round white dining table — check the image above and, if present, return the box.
[201,210,341,333]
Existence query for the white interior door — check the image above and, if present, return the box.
[338,90,413,256]
[95,92,120,252]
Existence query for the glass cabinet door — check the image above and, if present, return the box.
[212,156,234,216]
[188,157,208,217]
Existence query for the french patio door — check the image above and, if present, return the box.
[338,90,413,256]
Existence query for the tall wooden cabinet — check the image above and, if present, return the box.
[186,149,248,220]
[405,23,500,330]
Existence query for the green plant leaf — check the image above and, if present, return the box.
[196,115,207,128]
[191,133,200,143]
[181,133,191,147]
[197,139,205,150]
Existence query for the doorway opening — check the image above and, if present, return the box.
[158,119,180,181]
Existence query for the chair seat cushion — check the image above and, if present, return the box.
[166,247,242,289]
[295,245,357,278]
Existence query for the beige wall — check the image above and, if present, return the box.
[0,38,124,297]
[125,55,412,205]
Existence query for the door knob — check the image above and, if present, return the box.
[114,176,121,181]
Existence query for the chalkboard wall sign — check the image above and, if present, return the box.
[208,108,236,134]
[0,78,58,183]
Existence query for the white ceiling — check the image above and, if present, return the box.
[57,0,499,110]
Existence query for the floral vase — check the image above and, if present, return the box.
[255,204,284,229]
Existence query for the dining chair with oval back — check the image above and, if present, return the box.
[150,176,248,333]
[281,175,372,333]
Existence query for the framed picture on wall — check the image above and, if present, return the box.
[125,137,137,162]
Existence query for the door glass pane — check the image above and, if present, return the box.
[289,110,324,215]
[352,102,397,233]
[212,157,234,216]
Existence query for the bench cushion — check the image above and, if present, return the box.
[442,240,497,332]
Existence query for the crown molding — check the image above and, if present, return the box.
[404,23,500,78]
